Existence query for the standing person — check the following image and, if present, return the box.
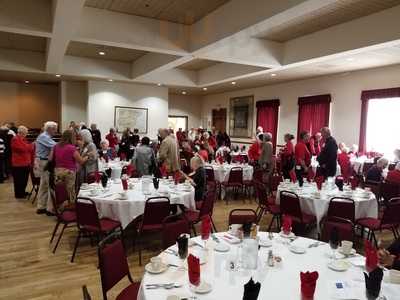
[11,126,33,198]
[317,127,338,178]
[158,128,180,174]
[119,128,134,160]
[50,130,88,202]
[105,128,119,150]
[132,137,156,177]
[248,133,263,164]
[280,133,295,179]
[295,131,312,184]
[0,128,5,183]
[36,121,58,214]
[259,133,274,171]
[131,128,140,147]
[78,129,98,184]
[90,124,101,149]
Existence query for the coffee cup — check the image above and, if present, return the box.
[119,191,128,200]
[150,256,162,270]
[341,240,353,255]
[228,224,241,236]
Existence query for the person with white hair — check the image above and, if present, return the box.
[258,132,274,174]
[366,157,389,182]
[386,162,400,184]
[90,123,101,149]
[99,139,115,161]
[35,121,58,214]
[256,126,263,135]
[78,129,99,183]
[11,126,33,198]
[180,155,206,204]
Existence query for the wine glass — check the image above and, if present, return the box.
[329,235,339,260]
[176,234,189,270]
[101,175,108,190]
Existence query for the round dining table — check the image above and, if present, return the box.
[276,181,378,232]
[206,163,253,183]
[138,232,398,300]
[78,178,196,228]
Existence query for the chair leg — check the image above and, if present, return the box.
[53,223,67,253]
[371,231,378,247]
[191,224,197,236]
[211,218,217,233]
[71,231,81,263]
[50,221,61,244]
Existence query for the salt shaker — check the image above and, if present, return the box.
[267,250,274,267]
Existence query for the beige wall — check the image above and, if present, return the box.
[168,94,203,129]
[201,64,400,147]
[0,82,60,129]
[60,81,88,131]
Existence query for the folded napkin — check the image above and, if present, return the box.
[201,215,211,240]
[350,176,358,190]
[307,168,315,182]
[121,177,128,190]
[243,277,261,300]
[126,164,134,177]
[282,214,292,234]
[364,267,383,298]
[217,154,224,164]
[289,170,297,183]
[173,171,181,185]
[187,254,200,286]
[315,176,324,190]
[365,240,378,273]
[300,271,319,299]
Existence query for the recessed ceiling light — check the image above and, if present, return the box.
[157,83,162,86]
[98,51,106,56]
[24,80,29,84]
[231,81,236,85]
[271,73,277,77]
[182,91,187,95]
[202,87,208,91]
[108,79,113,82]
[55,74,61,77]
[346,57,355,61]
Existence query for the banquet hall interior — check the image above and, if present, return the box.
[2,0,400,299]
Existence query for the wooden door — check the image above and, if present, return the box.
[212,108,227,133]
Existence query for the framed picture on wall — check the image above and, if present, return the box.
[114,106,148,133]
[229,95,254,138]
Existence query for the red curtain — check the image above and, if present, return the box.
[359,87,400,152]
[297,94,331,139]
[256,99,280,152]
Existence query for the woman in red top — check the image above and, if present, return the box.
[280,133,295,179]
[11,125,33,198]
[295,131,311,184]
[248,133,263,163]
[337,146,351,181]
[386,162,400,184]
[105,128,119,149]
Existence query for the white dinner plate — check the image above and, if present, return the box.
[328,260,351,272]
[145,262,168,274]
[259,239,272,247]
[214,242,230,252]
[190,281,212,294]
[279,231,296,239]
[289,245,306,254]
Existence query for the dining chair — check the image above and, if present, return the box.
[254,182,281,231]
[320,216,354,243]
[356,197,400,246]
[380,181,400,205]
[86,171,106,184]
[228,209,258,227]
[221,167,243,204]
[327,197,355,223]
[82,285,92,300]
[162,214,190,249]
[71,197,123,262]
[184,189,218,235]
[136,197,170,265]
[50,183,77,254]
[279,190,316,233]
[205,166,219,197]
[98,233,140,300]
[28,167,40,204]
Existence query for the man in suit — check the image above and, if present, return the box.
[317,127,338,178]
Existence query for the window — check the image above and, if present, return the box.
[168,116,188,132]
[365,98,400,159]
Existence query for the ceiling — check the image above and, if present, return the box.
[0,31,47,53]
[85,0,230,25]
[178,59,219,71]
[258,0,400,42]
[66,41,147,62]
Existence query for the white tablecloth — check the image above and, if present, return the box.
[138,232,398,300]
[206,163,253,183]
[311,157,342,176]
[98,159,130,180]
[276,182,378,231]
[78,178,195,228]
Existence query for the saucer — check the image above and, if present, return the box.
[145,262,168,274]
[214,243,230,252]
[289,245,306,254]
[279,231,296,239]
[259,239,272,247]
[328,260,351,272]
[338,247,356,256]
[190,281,212,294]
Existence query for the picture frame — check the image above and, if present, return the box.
[114,106,148,133]
[229,95,254,138]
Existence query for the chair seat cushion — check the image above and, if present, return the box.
[99,218,121,232]
[141,223,163,231]
[116,282,140,300]
[184,210,200,222]
[355,218,395,230]
[60,210,76,223]
[292,213,316,225]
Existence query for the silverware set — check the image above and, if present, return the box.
[145,283,182,290]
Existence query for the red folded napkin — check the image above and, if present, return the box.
[217,154,224,164]
[300,271,319,299]
[126,164,134,177]
[120,153,126,161]
[174,171,181,185]
[94,171,101,183]
[315,176,324,190]
[350,176,358,190]
[201,215,211,240]
[282,214,292,235]
[187,254,200,286]
[121,177,128,190]
[289,170,297,183]
[365,240,378,273]
[307,168,315,182]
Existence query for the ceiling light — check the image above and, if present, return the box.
[98,51,106,56]
[271,73,277,77]
[182,91,187,95]
[231,81,236,85]
[108,79,113,82]
[202,87,208,91]
[157,83,162,86]
[55,74,61,78]
[24,80,29,84]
